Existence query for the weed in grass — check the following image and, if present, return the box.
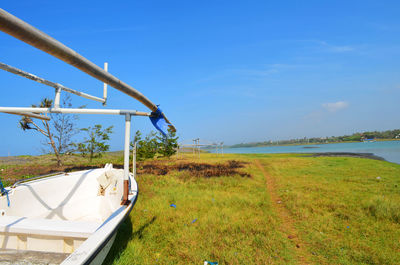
[364,195,400,223]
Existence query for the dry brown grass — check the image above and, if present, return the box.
[137,160,251,178]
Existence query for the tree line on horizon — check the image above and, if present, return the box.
[230,129,400,148]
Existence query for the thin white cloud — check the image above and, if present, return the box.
[228,63,309,77]
[322,101,349,112]
[368,22,400,32]
[328,45,354,53]
[297,40,355,53]
[316,41,355,53]
[194,63,310,84]
[230,68,278,77]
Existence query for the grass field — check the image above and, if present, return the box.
[1,152,400,264]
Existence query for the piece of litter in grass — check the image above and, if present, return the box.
[277,200,282,204]
[191,218,197,223]
[204,262,218,265]
[346,226,349,229]
[170,204,176,208]
[376,176,381,180]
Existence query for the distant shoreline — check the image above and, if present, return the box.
[306,152,386,161]
[228,139,400,149]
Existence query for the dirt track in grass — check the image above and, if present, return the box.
[255,159,311,265]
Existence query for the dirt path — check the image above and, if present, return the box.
[255,159,311,264]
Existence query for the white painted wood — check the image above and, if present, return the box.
[0,165,138,264]
[0,216,100,238]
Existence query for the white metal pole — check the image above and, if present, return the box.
[103,62,108,106]
[124,113,131,181]
[0,62,106,104]
[198,139,200,159]
[54,87,61,108]
[122,113,131,205]
[0,9,176,130]
[4,111,50,121]
[0,107,150,116]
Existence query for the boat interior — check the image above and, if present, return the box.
[0,164,126,264]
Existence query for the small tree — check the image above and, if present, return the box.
[75,125,113,161]
[157,128,178,157]
[51,94,78,154]
[130,130,158,161]
[19,98,62,166]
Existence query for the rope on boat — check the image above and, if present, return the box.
[0,178,10,207]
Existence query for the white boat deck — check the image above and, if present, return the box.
[0,216,101,238]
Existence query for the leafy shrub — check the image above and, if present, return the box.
[74,125,113,161]
[131,129,179,161]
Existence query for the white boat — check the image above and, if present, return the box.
[0,8,175,265]
[0,165,138,265]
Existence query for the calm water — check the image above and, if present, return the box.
[212,141,400,164]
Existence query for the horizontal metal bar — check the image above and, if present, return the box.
[12,172,65,188]
[4,111,50,121]
[0,9,175,131]
[0,107,151,116]
[0,62,105,103]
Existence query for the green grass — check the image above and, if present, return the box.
[2,152,400,264]
[104,154,295,264]
[102,153,400,265]
[261,155,400,264]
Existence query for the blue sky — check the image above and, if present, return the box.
[1,1,400,155]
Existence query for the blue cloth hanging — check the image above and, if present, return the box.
[149,106,171,137]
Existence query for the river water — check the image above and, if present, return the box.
[211,141,400,164]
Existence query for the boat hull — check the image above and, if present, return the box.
[0,165,138,265]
